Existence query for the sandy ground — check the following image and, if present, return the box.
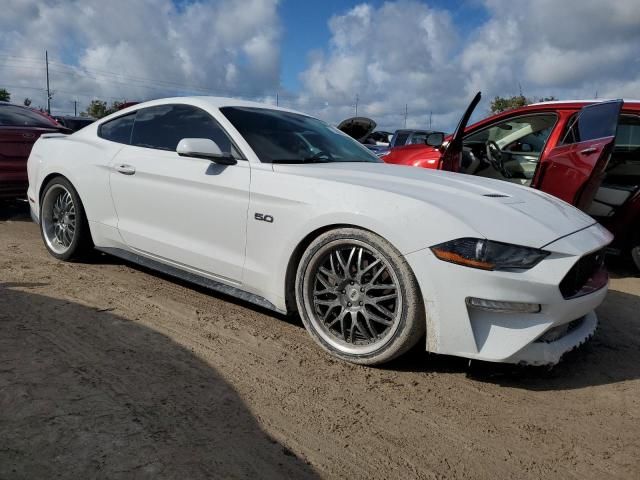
[1,201,639,479]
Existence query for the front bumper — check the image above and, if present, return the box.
[405,223,612,365]
[505,311,597,365]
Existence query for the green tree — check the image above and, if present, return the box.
[23,97,32,107]
[0,88,10,102]
[83,99,126,118]
[490,95,530,113]
[84,100,109,118]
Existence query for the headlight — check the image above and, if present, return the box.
[430,238,549,271]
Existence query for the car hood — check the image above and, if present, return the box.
[338,117,377,142]
[273,162,596,249]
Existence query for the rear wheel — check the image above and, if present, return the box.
[40,177,92,261]
[295,228,425,365]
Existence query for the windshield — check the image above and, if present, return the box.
[0,104,58,128]
[220,107,381,164]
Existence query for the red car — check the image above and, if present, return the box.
[384,94,640,270]
[0,103,69,200]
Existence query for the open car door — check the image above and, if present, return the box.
[533,100,623,211]
[440,92,482,172]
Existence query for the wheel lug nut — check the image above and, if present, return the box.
[350,281,354,285]
[342,290,346,294]
[359,301,363,306]
[360,287,364,292]
[347,302,352,307]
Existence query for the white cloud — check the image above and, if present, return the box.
[1,0,638,129]
[293,0,640,131]
[294,1,463,130]
[0,0,281,114]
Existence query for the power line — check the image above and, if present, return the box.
[45,50,51,114]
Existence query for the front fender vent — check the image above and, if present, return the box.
[483,193,509,198]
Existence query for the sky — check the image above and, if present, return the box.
[1,0,638,131]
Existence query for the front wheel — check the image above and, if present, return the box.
[40,177,92,261]
[295,228,425,365]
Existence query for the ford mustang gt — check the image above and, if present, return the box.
[27,97,612,366]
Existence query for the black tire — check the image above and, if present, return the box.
[295,227,425,365]
[39,176,93,261]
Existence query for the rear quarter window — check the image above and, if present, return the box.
[98,113,136,144]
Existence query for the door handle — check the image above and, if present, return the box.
[115,164,136,175]
[580,147,598,155]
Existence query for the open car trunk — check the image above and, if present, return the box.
[338,117,377,142]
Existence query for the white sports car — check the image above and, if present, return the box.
[27,95,613,366]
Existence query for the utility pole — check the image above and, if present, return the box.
[276,92,279,107]
[404,104,408,128]
[45,50,51,114]
[73,100,77,116]
[429,111,432,129]
[354,94,359,116]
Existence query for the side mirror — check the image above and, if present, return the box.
[425,132,445,148]
[176,138,237,165]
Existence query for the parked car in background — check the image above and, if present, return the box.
[28,96,613,366]
[385,94,640,270]
[0,102,70,200]
[338,117,393,156]
[53,115,96,132]
[389,129,446,148]
[377,128,446,160]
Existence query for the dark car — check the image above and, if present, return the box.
[0,103,69,200]
[53,115,96,132]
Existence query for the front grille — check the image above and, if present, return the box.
[559,249,607,299]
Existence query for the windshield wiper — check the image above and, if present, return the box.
[271,157,332,164]
[271,150,336,164]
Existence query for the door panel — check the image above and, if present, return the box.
[110,146,250,283]
[536,100,623,210]
[440,92,482,172]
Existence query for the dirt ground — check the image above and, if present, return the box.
[1,201,639,479]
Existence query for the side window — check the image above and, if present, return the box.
[130,104,233,153]
[614,115,640,153]
[408,133,428,145]
[394,132,410,146]
[561,101,621,145]
[99,113,136,144]
[464,114,557,155]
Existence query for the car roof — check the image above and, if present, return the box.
[55,115,96,120]
[114,96,304,117]
[529,98,640,106]
[524,99,640,110]
[394,129,436,134]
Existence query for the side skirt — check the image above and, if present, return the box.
[96,247,285,314]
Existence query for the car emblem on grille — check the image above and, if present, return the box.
[22,133,35,139]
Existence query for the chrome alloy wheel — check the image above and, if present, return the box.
[303,240,403,355]
[41,185,77,255]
